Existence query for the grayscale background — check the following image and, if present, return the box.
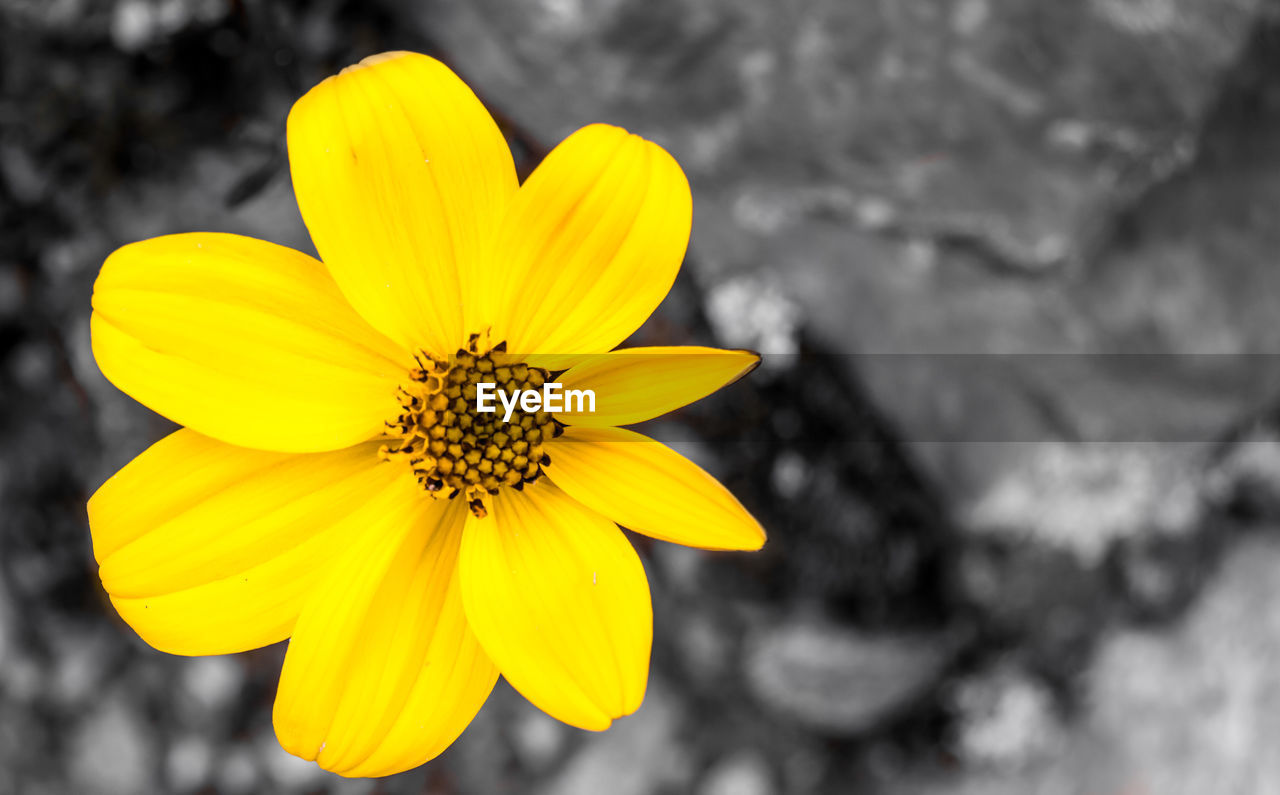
[4,0,1280,792]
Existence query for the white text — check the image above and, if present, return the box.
[476,382,596,422]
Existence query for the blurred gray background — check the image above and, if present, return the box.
[5,0,1280,792]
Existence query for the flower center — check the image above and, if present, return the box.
[380,332,560,518]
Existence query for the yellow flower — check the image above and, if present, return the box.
[87,51,765,777]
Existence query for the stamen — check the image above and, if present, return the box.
[381,333,557,517]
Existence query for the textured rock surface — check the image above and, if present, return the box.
[1086,534,1280,793]
[886,534,1280,795]
[410,0,1280,553]
[947,663,1064,770]
[745,619,954,735]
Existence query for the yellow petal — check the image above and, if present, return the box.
[288,51,518,355]
[89,429,409,655]
[459,480,652,731]
[485,124,691,365]
[554,346,759,427]
[91,233,406,453]
[273,499,497,778]
[546,426,766,551]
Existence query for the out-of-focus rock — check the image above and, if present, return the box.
[1,654,44,706]
[769,451,808,500]
[672,606,737,686]
[650,542,709,595]
[745,619,952,735]
[948,664,1063,770]
[1209,426,1280,520]
[778,470,889,602]
[8,340,56,392]
[48,626,116,706]
[179,655,244,713]
[409,0,1257,212]
[699,749,775,795]
[110,0,231,53]
[409,0,1278,569]
[71,694,156,795]
[509,709,568,772]
[963,442,1203,565]
[1110,522,1222,622]
[216,745,263,795]
[166,735,213,793]
[705,276,801,363]
[1085,534,1280,794]
[536,684,690,795]
[887,534,1280,795]
[955,537,1110,675]
[0,702,47,791]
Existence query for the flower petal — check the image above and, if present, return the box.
[554,346,759,427]
[89,429,409,655]
[273,497,496,777]
[486,124,692,365]
[459,480,652,731]
[545,426,766,551]
[288,51,518,355]
[91,233,406,453]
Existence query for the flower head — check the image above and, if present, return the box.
[88,51,765,777]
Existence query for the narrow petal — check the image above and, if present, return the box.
[546,426,766,551]
[273,499,497,778]
[89,429,410,655]
[91,233,406,453]
[288,51,518,354]
[485,124,692,366]
[554,346,759,427]
[459,480,652,731]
